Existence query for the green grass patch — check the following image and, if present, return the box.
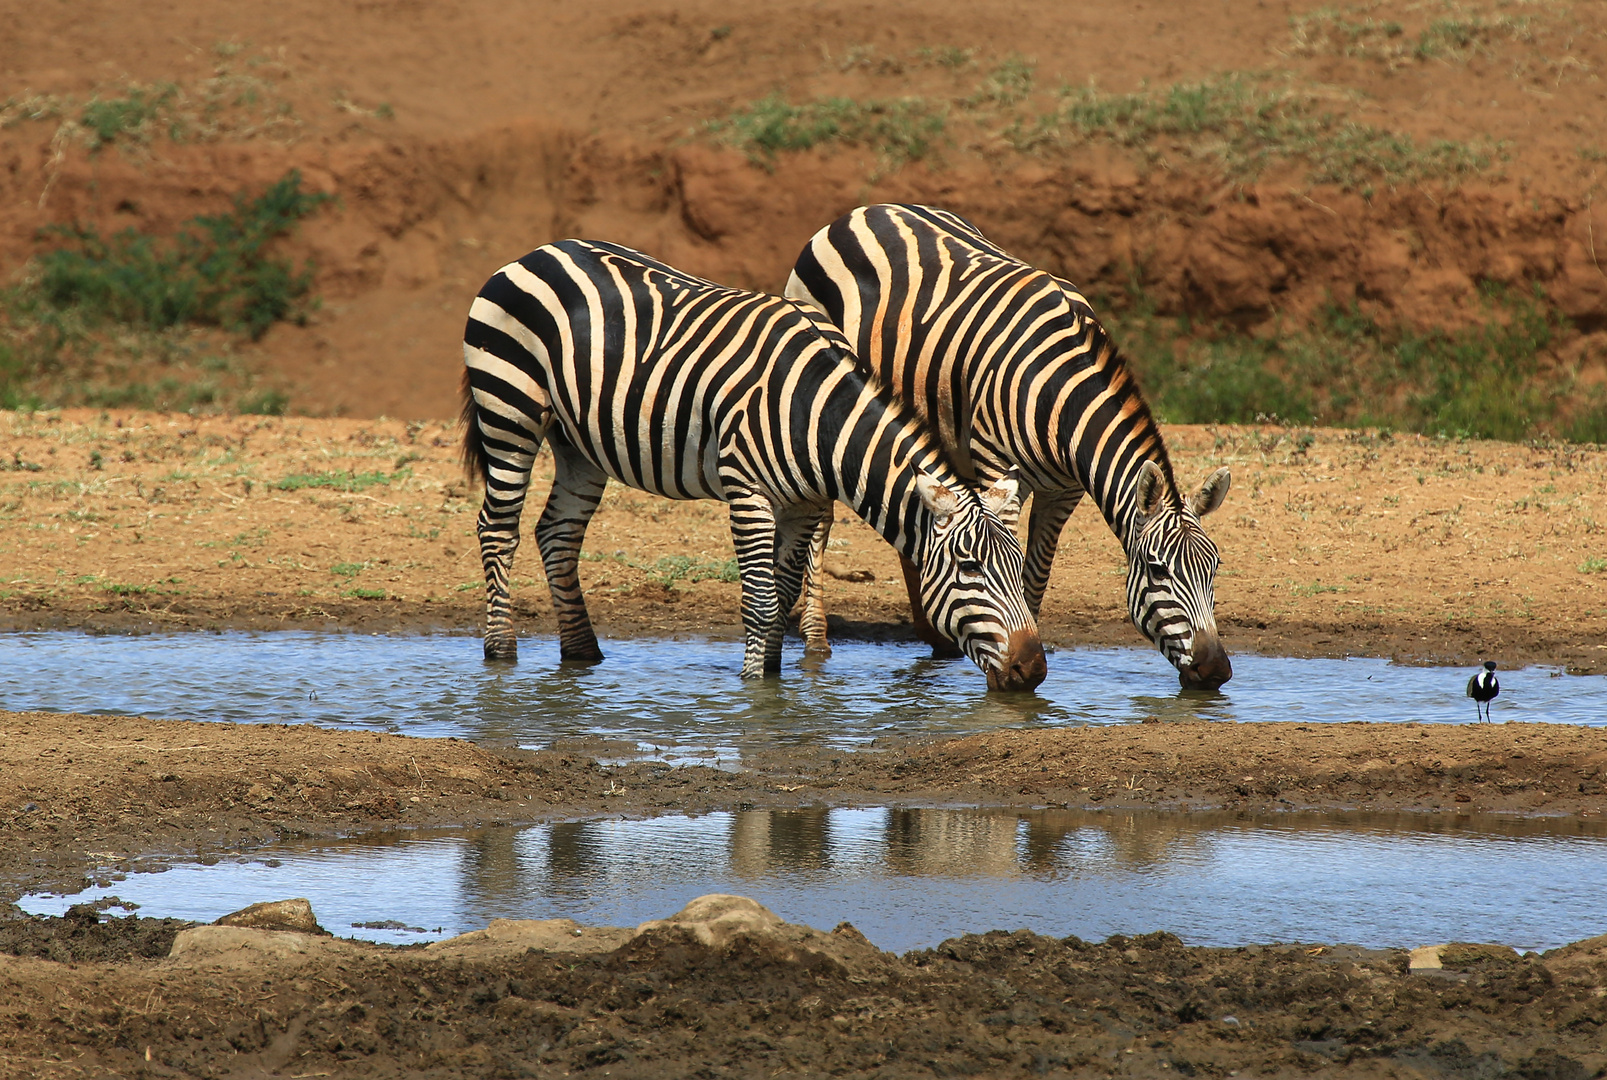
[37,170,329,340]
[330,562,367,578]
[0,171,321,412]
[277,469,406,493]
[1109,282,1585,441]
[1016,74,1498,188]
[705,93,945,168]
[1580,557,1607,574]
[645,554,741,586]
[342,587,387,599]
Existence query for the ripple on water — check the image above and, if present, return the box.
[0,633,1601,761]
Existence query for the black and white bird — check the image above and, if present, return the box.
[1466,661,1499,722]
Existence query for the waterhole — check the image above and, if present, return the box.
[0,633,1601,764]
[21,806,1607,953]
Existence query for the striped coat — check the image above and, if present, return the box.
[786,204,1231,688]
[461,239,1046,690]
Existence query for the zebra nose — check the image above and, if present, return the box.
[1178,632,1232,690]
[987,628,1047,692]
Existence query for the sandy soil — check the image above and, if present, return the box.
[2,409,1603,673]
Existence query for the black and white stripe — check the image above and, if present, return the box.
[786,204,1232,689]
[461,239,1047,691]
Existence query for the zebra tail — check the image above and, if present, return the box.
[458,367,488,486]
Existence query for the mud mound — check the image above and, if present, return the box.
[0,902,192,963]
[1,896,1604,1077]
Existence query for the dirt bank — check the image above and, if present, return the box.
[2,0,1606,419]
[2,410,1604,672]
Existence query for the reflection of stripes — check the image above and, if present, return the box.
[460,239,1040,684]
[787,204,1233,686]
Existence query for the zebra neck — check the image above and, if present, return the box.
[837,474,940,567]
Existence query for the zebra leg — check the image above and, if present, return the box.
[477,436,545,662]
[533,440,610,664]
[796,513,834,656]
[1023,487,1084,617]
[772,505,830,670]
[728,490,783,678]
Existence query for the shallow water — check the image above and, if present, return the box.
[0,633,1601,763]
[21,806,1607,953]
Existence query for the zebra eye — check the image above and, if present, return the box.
[958,559,986,580]
[1147,560,1171,582]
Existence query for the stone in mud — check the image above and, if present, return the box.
[632,894,889,974]
[213,898,328,935]
[166,925,370,967]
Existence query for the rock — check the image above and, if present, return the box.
[166,926,360,967]
[632,894,890,975]
[426,918,632,957]
[213,898,327,935]
[1407,944,1444,971]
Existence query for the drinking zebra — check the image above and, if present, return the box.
[460,239,1047,691]
[785,204,1232,689]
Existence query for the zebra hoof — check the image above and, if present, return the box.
[559,646,605,665]
[802,641,833,658]
[483,639,518,662]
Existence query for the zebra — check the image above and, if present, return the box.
[785,204,1233,690]
[460,238,1048,692]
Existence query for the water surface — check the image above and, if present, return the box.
[21,806,1607,954]
[0,633,1600,763]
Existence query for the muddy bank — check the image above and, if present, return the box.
[1,892,1605,1079]
[4,710,1604,904]
[2,411,1606,673]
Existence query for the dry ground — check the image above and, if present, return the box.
[1,410,1602,671]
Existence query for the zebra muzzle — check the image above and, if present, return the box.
[986,628,1047,692]
[1178,631,1232,690]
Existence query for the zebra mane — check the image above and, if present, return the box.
[1086,319,1184,512]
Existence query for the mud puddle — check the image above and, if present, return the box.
[0,634,1602,767]
[20,806,1607,953]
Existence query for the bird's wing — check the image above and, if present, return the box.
[1466,674,1478,697]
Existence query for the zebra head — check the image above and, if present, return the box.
[914,472,1048,692]
[1127,460,1233,690]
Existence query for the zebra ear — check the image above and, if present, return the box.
[979,472,1022,522]
[1133,460,1166,524]
[915,472,961,521]
[1188,467,1231,518]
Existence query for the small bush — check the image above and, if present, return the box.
[37,170,330,340]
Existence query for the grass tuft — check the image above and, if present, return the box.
[277,469,405,493]
[704,93,945,168]
[1018,74,1498,188]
